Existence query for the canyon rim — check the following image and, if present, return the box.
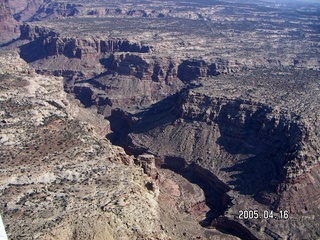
[0,0,320,239]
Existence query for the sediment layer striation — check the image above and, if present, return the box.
[108,70,320,239]
[1,0,320,239]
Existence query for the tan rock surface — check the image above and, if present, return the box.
[0,51,166,240]
[0,50,240,240]
[1,0,320,239]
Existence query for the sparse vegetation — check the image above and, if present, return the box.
[1,0,320,239]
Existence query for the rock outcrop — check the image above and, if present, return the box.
[29,1,81,21]
[0,48,239,240]
[2,0,320,238]
[0,51,167,240]
[177,59,218,83]
[16,24,225,113]
[0,0,19,43]
[107,69,320,239]
[19,24,150,59]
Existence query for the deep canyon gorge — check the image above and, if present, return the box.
[1,0,320,239]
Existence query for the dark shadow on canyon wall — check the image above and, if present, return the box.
[107,93,180,152]
[106,95,176,156]
[0,37,19,47]
[161,156,258,239]
[106,87,303,209]
[220,154,279,195]
[107,108,138,150]
[107,90,303,197]
[19,39,48,63]
[73,85,95,107]
[216,100,303,196]
[106,91,266,239]
[177,59,218,83]
[161,156,232,225]
[131,94,179,133]
[211,217,259,240]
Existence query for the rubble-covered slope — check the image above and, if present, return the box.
[0,51,166,240]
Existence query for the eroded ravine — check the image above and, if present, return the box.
[2,1,320,239]
[3,17,320,240]
[105,91,283,239]
[109,132,260,239]
[159,158,259,239]
[105,84,320,239]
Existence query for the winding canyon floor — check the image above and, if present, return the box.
[1,0,320,239]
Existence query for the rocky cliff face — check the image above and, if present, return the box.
[29,1,80,21]
[9,0,44,21]
[0,0,19,43]
[112,89,308,194]
[19,24,150,58]
[107,76,320,239]
[11,0,205,21]
[2,0,320,239]
[16,25,172,112]
[16,24,223,113]
[175,90,313,181]
[177,60,218,83]
[2,1,320,238]
[18,24,176,111]
[0,51,167,240]
[0,50,238,240]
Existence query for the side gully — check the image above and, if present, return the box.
[134,152,259,239]
[104,88,307,239]
[110,137,259,239]
[3,13,319,240]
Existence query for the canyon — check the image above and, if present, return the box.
[1,0,320,239]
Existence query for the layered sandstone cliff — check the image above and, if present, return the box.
[0,51,167,240]
[2,1,320,238]
[0,50,239,240]
[108,70,320,239]
[15,24,224,113]
[19,24,150,61]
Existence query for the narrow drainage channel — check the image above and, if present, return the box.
[159,156,259,240]
[160,156,232,226]
[105,108,259,239]
[106,125,259,239]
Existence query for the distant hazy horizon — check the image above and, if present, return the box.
[259,0,320,3]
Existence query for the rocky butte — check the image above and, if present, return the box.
[0,0,320,239]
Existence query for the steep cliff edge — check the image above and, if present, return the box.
[0,51,168,239]
[11,14,319,117]
[108,70,320,239]
[15,24,222,113]
[19,24,150,63]
[2,3,320,238]
[0,50,241,240]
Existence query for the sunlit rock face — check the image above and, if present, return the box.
[1,0,320,239]
[0,52,167,240]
